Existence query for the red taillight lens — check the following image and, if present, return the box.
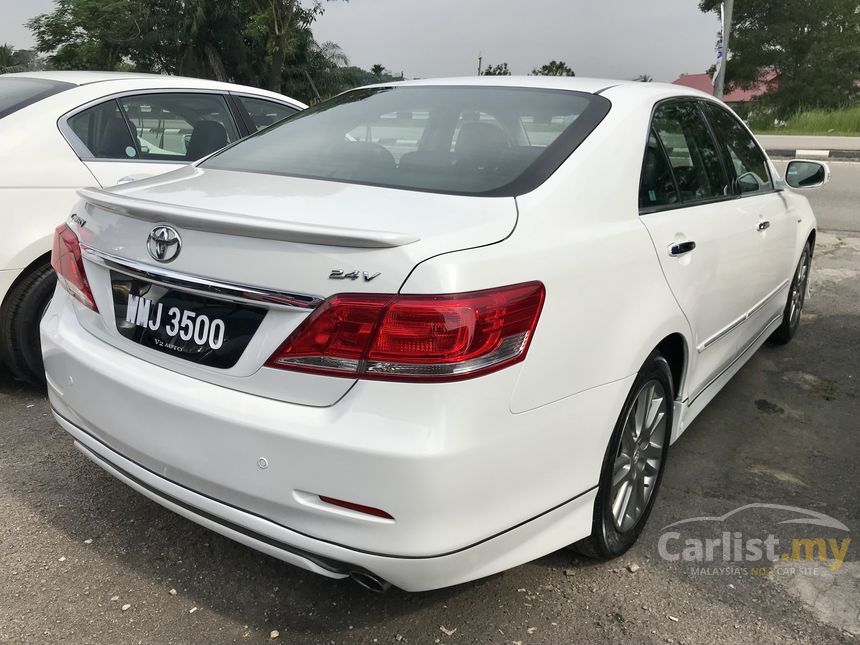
[51,224,97,311]
[266,282,545,382]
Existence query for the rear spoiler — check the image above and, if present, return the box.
[77,187,420,249]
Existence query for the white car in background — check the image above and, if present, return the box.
[42,77,827,592]
[0,71,305,383]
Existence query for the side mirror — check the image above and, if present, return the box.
[784,160,829,190]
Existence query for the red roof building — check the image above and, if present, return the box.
[672,71,779,104]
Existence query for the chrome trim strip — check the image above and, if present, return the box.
[696,278,790,353]
[82,246,324,311]
[689,312,783,404]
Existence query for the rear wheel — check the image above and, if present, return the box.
[0,262,55,386]
[769,240,812,345]
[574,352,672,559]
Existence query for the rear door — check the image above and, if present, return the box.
[638,99,763,399]
[64,92,243,187]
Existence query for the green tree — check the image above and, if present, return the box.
[634,74,653,82]
[699,0,860,116]
[26,0,353,102]
[0,44,20,73]
[0,44,46,74]
[482,62,511,76]
[531,60,575,76]
[370,63,386,78]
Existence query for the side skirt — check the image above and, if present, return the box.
[671,312,783,443]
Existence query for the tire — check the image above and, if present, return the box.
[769,240,813,345]
[574,351,673,559]
[0,262,56,386]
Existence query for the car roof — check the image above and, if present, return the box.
[5,71,306,107]
[361,75,712,100]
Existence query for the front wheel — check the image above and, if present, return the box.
[769,240,812,345]
[574,352,673,559]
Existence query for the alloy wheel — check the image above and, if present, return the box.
[789,248,810,329]
[611,379,667,532]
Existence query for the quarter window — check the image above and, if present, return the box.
[651,101,729,204]
[237,96,298,131]
[67,100,138,160]
[118,93,239,161]
[704,102,772,194]
[639,130,679,208]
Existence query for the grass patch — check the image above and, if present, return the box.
[750,106,860,136]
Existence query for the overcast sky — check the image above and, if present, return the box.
[1,0,719,82]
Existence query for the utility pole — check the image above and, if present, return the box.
[477,52,483,76]
[713,0,734,99]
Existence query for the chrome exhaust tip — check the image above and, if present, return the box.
[349,570,391,593]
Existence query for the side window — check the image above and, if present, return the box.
[237,96,298,131]
[640,129,679,209]
[67,100,138,160]
[118,93,240,161]
[704,103,772,195]
[652,101,729,204]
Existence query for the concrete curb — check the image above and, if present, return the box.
[766,148,860,161]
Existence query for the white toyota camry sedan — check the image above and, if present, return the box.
[0,71,304,384]
[42,77,827,592]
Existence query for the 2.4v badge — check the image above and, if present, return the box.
[147,225,182,263]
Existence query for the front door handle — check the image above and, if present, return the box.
[668,241,697,257]
[757,220,771,231]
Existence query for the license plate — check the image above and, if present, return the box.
[111,272,266,368]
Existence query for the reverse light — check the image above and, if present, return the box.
[266,282,545,382]
[51,224,98,311]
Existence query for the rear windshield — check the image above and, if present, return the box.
[0,77,74,119]
[204,86,610,196]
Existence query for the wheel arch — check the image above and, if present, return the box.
[654,333,688,401]
[1,251,52,311]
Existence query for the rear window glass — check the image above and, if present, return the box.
[204,86,610,196]
[0,77,74,119]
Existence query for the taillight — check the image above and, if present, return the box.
[266,282,545,382]
[51,224,98,311]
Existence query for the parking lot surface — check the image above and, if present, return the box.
[1,230,858,644]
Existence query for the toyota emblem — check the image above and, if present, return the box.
[146,225,181,263]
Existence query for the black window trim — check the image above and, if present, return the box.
[699,99,776,198]
[0,77,76,120]
[58,88,244,164]
[637,95,738,215]
[203,85,613,198]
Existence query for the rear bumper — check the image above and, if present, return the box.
[56,411,597,591]
[42,289,630,590]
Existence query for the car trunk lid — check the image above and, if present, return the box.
[71,166,517,406]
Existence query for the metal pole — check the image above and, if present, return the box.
[713,0,734,99]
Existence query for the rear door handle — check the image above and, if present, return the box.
[757,220,771,231]
[668,241,697,257]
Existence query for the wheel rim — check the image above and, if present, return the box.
[611,379,667,533]
[789,249,810,329]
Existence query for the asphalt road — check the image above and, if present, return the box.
[773,161,860,234]
[757,135,860,151]
[2,205,859,643]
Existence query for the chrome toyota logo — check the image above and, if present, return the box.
[146,226,181,263]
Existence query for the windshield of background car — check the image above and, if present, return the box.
[203,86,610,196]
[0,77,74,119]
